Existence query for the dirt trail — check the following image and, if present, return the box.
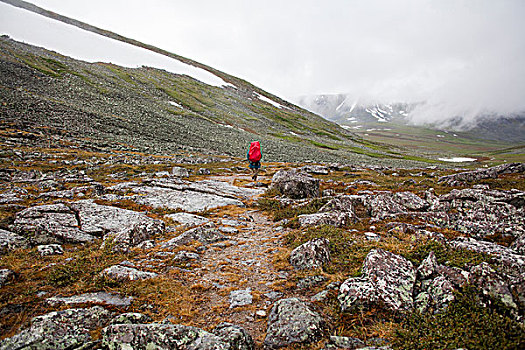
[177,175,295,345]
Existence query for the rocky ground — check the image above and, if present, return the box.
[0,127,525,349]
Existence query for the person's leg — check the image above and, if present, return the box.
[253,167,259,181]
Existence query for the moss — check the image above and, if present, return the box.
[256,198,328,222]
[392,287,525,350]
[404,240,491,269]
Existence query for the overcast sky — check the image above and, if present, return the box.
[2,0,525,124]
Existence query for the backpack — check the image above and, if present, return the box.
[248,141,262,162]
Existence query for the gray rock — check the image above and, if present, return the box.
[270,170,320,199]
[264,298,325,349]
[415,276,456,313]
[297,275,327,289]
[11,200,163,246]
[0,228,28,255]
[172,250,200,262]
[470,262,518,311]
[219,226,239,234]
[0,269,14,287]
[171,166,190,177]
[290,238,331,270]
[162,225,226,249]
[102,323,231,349]
[0,306,113,350]
[366,191,428,219]
[438,163,525,186]
[326,335,365,349]
[299,211,356,227]
[131,179,263,212]
[229,288,253,308]
[46,292,133,307]
[212,323,255,350]
[37,244,64,256]
[165,212,210,227]
[110,313,152,325]
[102,220,164,253]
[198,168,211,175]
[101,265,158,282]
[339,249,416,312]
[450,237,525,276]
[301,165,330,175]
[417,251,438,280]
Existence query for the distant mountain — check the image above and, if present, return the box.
[297,94,525,144]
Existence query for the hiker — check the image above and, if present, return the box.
[247,141,262,181]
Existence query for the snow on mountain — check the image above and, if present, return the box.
[0,2,231,87]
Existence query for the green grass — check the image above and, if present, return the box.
[393,287,525,350]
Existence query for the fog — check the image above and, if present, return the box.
[2,0,524,126]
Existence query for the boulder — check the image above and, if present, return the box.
[11,200,163,246]
[339,249,416,312]
[0,306,113,350]
[102,323,232,350]
[289,238,331,270]
[103,220,164,253]
[171,166,190,177]
[300,165,330,175]
[0,228,28,255]
[298,211,356,227]
[101,265,158,282]
[270,170,320,199]
[470,263,518,312]
[366,191,428,219]
[0,268,14,287]
[438,162,525,186]
[37,244,64,256]
[212,323,255,350]
[414,276,456,314]
[264,298,326,349]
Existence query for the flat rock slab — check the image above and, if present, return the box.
[11,200,162,245]
[46,292,133,307]
[0,228,28,255]
[229,288,253,308]
[131,179,264,212]
[165,212,210,227]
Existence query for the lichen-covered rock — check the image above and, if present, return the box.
[270,170,320,199]
[415,276,456,313]
[438,162,525,186]
[165,212,210,227]
[161,224,226,249]
[289,238,330,270]
[435,188,525,244]
[0,269,14,287]
[298,211,356,227]
[47,292,133,307]
[417,251,438,280]
[470,263,518,312]
[0,228,28,255]
[102,220,164,253]
[102,323,231,350]
[324,335,365,349]
[212,323,255,350]
[0,306,113,350]
[300,165,330,175]
[450,237,525,277]
[171,166,190,177]
[101,265,158,282]
[229,288,253,308]
[264,298,326,349]
[11,200,163,246]
[110,312,152,325]
[366,191,428,219]
[37,244,64,256]
[339,249,416,312]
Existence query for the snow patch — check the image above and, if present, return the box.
[255,93,286,109]
[439,157,477,163]
[169,101,182,108]
[1,3,230,87]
